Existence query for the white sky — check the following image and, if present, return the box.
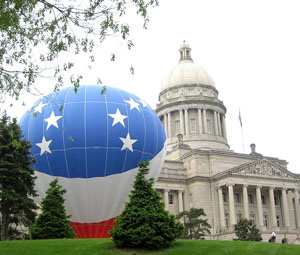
[1,0,300,173]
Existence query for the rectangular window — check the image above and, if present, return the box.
[188,89,194,95]
[175,120,180,134]
[250,214,256,225]
[190,118,197,134]
[223,192,227,203]
[225,213,229,228]
[263,215,268,227]
[168,194,174,205]
[236,213,242,223]
[173,90,178,97]
[276,215,281,227]
[261,195,266,205]
[234,193,241,204]
[248,194,253,204]
[274,196,279,205]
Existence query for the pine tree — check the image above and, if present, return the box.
[30,179,75,239]
[234,218,262,241]
[0,113,38,240]
[177,208,211,239]
[110,161,184,250]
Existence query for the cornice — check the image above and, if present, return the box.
[156,98,226,113]
[178,148,287,164]
[159,83,219,96]
[157,177,187,184]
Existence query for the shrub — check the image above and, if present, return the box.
[110,162,184,250]
[234,218,262,241]
[30,179,75,239]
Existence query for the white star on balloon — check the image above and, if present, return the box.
[34,102,47,114]
[138,99,149,108]
[119,132,137,152]
[36,136,52,155]
[44,111,63,130]
[125,98,140,112]
[108,108,128,127]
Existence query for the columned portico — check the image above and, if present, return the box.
[217,186,226,230]
[242,184,249,219]
[256,186,264,229]
[164,189,169,211]
[178,190,184,212]
[227,183,236,228]
[294,189,300,228]
[281,188,290,229]
[268,187,278,230]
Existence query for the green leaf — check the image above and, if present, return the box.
[68,135,74,142]
[101,86,106,95]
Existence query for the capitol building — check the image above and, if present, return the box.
[153,42,300,242]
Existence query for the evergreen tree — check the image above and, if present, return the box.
[234,218,262,241]
[110,161,183,250]
[30,179,75,239]
[0,113,38,240]
[177,208,211,239]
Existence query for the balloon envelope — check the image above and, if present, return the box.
[20,85,166,238]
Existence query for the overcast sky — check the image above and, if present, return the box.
[1,0,300,173]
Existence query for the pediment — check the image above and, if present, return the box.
[231,159,298,180]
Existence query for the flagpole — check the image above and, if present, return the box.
[241,125,245,153]
[239,109,245,153]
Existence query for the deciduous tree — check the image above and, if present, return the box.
[0,0,159,98]
[234,218,262,241]
[177,208,211,239]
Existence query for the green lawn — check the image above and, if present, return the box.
[0,239,299,255]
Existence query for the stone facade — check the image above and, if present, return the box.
[153,42,300,243]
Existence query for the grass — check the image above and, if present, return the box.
[0,239,299,255]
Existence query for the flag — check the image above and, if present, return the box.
[239,109,242,127]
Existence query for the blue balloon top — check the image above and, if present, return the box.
[20,85,166,178]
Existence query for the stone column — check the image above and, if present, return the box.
[256,186,264,229]
[203,109,207,133]
[221,115,227,139]
[167,112,171,138]
[269,187,277,229]
[214,111,219,136]
[294,189,300,228]
[164,114,168,138]
[218,186,226,229]
[281,188,290,228]
[164,189,169,211]
[178,190,184,213]
[227,183,236,227]
[180,109,184,135]
[198,108,203,134]
[242,184,250,219]
[217,112,222,136]
[184,108,189,135]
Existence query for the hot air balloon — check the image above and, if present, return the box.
[19,85,166,238]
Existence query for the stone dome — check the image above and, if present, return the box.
[161,42,215,91]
